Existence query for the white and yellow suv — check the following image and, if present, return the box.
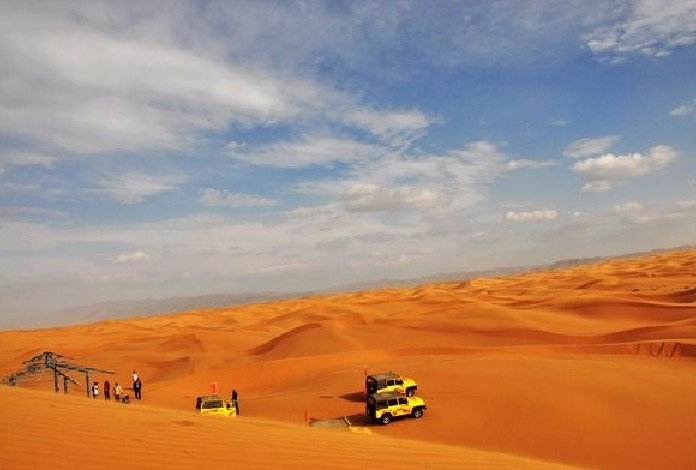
[366,392,427,425]
[365,372,418,396]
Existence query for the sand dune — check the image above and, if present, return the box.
[1,249,696,469]
[1,387,574,470]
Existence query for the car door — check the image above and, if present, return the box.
[387,398,399,416]
[397,397,410,416]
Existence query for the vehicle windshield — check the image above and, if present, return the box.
[202,399,224,409]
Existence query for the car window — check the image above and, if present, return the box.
[395,379,403,385]
[387,379,395,386]
[388,399,398,406]
[376,401,387,410]
[202,400,223,409]
[398,398,408,405]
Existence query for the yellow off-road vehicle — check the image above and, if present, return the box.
[365,372,418,396]
[366,392,427,425]
[195,395,238,417]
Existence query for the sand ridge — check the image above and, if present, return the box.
[1,386,576,470]
[1,249,696,469]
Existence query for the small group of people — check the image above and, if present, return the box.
[90,369,141,402]
[91,380,123,400]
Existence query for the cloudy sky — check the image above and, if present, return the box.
[1,0,695,321]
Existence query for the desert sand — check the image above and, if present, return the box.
[1,249,696,469]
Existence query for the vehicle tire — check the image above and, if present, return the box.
[406,388,415,397]
[380,414,391,425]
[412,408,423,418]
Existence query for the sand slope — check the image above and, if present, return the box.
[0,387,574,469]
[1,249,696,469]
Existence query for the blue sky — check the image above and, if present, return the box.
[1,0,695,321]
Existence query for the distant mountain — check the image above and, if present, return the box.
[42,265,540,327]
[550,245,696,269]
[331,266,536,292]
[53,291,300,326]
[8,245,695,330]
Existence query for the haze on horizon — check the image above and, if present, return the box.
[1,0,695,325]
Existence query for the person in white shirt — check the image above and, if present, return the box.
[114,382,123,401]
[92,382,99,399]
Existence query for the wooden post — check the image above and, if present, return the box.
[85,370,92,398]
[53,367,59,393]
[63,375,69,393]
[656,342,665,357]
[363,366,368,399]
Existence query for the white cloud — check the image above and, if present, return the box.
[584,0,696,62]
[573,144,677,192]
[583,181,613,192]
[676,200,696,210]
[548,119,570,127]
[199,188,277,208]
[114,251,150,263]
[224,141,246,151]
[506,159,557,171]
[670,100,696,116]
[563,135,620,158]
[0,3,435,156]
[0,152,57,172]
[0,206,67,221]
[612,201,644,214]
[0,7,310,154]
[183,1,617,72]
[610,200,695,224]
[95,173,187,204]
[297,140,509,214]
[341,184,442,212]
[231,135,386,168]
[505,209,558,222]
[342,108,433,147]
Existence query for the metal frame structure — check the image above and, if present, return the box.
[3,351,114,397]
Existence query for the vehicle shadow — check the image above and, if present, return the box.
[343,413,375,427]
[339,391,365,402]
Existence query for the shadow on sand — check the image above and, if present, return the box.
[343,413,374,427]
[339,391,365,402]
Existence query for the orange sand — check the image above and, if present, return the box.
[0,386,576,469]
[1,249,696,469]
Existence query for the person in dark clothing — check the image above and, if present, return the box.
[104,380,111,400]
[231,389,239,415]
[133,377,142,400]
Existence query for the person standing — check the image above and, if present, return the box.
[132,370,139,399]
[113,382,123,401]
[92,382,99,399]
[231,389,239,415]
[134,377,142,400]
[104,380,111,400]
